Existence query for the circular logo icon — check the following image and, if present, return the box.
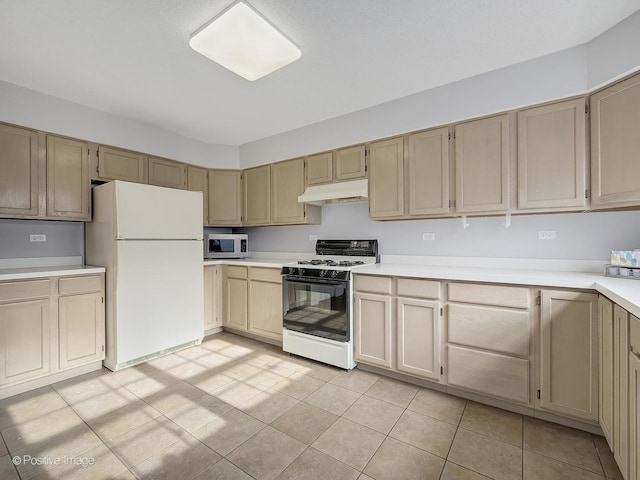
[12,456,21,465]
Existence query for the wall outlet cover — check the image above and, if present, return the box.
[308,234,318,242]
[422,233,436,241]
[538,230,557,240]
[29,234,47,242]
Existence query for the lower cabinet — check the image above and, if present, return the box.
[354,292,393,368]
[223,265,282,342]
[599,296,615,447]
[396,297,440,381]
[58,293,104,369]
[629,315,640,480]
[614,305,631,479]
[204,265,222,331]
[539,290,598,422]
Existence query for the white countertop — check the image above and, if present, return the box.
[0,265,106,281]
[203,257,294,268]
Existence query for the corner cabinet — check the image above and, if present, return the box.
[591,73,640,209]
[95,145,148,184]
[209,170,243,226]
[272,157,320,225]
[454,114,511,214]
[538,289,598,422]
[368,137,404,219]
[46,135,91,220]
[243,165,271,226]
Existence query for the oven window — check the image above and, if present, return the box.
[283,279,349,342]
[209,239,234,253]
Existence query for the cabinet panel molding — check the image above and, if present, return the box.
[0,124,40,216]
[46,135,90,220]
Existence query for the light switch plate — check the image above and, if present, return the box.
[538,230,556,240]
[30,234,47,242]
[308,234,318,242]
[422,233,436,241]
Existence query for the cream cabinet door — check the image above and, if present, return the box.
[209,169,242,226]
[243,165,271,226]
[539,290,598,421]
[46,135,90,220]
[248,272,283,341]
[148,157,187,190]
[0,299,50,385]
[455,114,510,213]
[614,306,630,478]
[271,158,306,224]
[408,127,451,217]
[396,298,440,381]
[630,347,640,480]
[368,137,404,219]
[187,166,209,225]
[354,293,393,368]
[599,296,615,448]
[58,293,105,369]
[306,152,333,185]
[204,266,221,331]
[96,146,148,183]
[335,145,366,181]
[591,73,640,209]
[518,98,586,210]
[224,266,248,331]
[0,124,40,216]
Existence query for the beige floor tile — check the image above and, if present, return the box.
[0,455,19,480]
[364,376,419,407]
[211,380,264,408]
[408,388,467,425]
[166,357,212,380]
[192,408,266,456]
[593,434,623,480]
[523,450,606,480]
[198,351,238,369]
[363,437,446,480]
[174,345,212,360]
[52,369,121,404]
[107,416,188,469]
[84,399,162,441]
[460,402,523,447]
[448,428,522,480]
[30,443,129,480]
[342,394,404,434]
[269,371,325,400]
[225,361,263,380]
[312,418,385,470]
[440,461,492,479]
[238,390,299,424]
[389,409,457,458]
[131,434,221,480]
[121,371,181,399]
[358,475,375,480]
[145,381,207,414]
[0,435,6,456]
[227,426,306,480]
[145,352,190,370]
[70,387,139,421]
[187,369,236,393]
[109,362,165,386]
[0,386,68,430]
[277,447,359,480]
[243,368,291,389]
[304,383,361,416]
[162,392,234,432]
[329,369,380,393]
[523,417,603,475]
[271,402,338,445]
[295,360,342,382]
[193,458,253,480]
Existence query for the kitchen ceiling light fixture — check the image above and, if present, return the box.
[189,1,301,81]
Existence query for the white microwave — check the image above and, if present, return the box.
[204,234,248,259]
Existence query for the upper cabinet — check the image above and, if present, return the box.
[306,152,333,185]
[94,145,148,184]
[187,166,209,225]
[243,164,271,226]
[335,145,367,181]
[591,73,640,209]
[148,157,187,190]
[0,124,41,217]
[209,169,243,226]
[368,137,404,219]
[518,98,587,211]
[271,157,320,225]
[455,114,511,214]
[46,135,90,220]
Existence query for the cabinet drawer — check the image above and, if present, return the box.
[631,315,640,355]
[226,266,248,279]
[58,275,103,295]
[397,278,440,299]
[448,282,530,309]
[448,304,530,356]
[0,280,50,302]
[447,345,530,404]
[354,275,393,295]
[250,267,281,283]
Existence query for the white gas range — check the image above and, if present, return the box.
[280,240,378,369]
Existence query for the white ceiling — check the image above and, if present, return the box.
[1,0,639,146]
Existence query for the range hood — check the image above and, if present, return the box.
[298,179,368,205]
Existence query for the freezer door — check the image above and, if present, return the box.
[114,240,204,364]
[114,181,203,239]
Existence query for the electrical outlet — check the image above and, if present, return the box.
[538,230,556,240]
[422,232,436,241]
[29,234,47,242]
[308,234,318,242]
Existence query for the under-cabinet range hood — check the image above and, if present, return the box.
[298,179,368,205]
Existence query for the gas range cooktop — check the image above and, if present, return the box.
[297,259,366,267]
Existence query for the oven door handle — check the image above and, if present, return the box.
[282,276,348,287]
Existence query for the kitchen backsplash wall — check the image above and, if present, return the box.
[0,219,84,260]
[240,203,640,261]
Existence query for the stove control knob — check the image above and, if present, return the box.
[298,268,305,276]
[330,270,339,278]
[320,270,327,277]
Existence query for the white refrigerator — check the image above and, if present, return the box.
[86,181,204,371]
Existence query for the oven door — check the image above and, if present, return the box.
[282,275,349,342]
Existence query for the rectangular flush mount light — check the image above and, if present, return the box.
[189,1,301,81]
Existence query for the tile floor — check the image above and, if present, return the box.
[0,331,624,480]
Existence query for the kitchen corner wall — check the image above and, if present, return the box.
[0,219,84,260]
[240,204,640,261]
